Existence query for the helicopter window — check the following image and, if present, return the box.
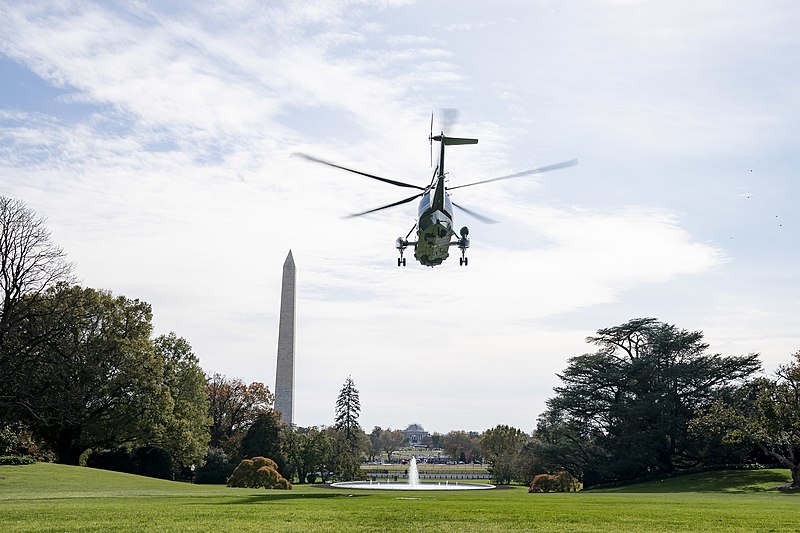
[418,190,432,216]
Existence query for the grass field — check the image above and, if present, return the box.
[1,463,798,532]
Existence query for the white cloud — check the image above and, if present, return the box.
[1,0,797,432]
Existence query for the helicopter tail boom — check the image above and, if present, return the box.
[432,135,479,146]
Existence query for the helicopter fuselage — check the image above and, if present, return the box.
[414,175,454,267]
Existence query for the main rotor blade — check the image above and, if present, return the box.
[345,191,425,219]
[439,108,458,133]
[448,158,579,190]
[294,153,425,190]
[452,202,498,224]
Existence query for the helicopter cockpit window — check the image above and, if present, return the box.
[418,190,432,216]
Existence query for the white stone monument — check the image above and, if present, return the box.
[274,250,295,425]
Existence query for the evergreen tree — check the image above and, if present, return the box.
[531,318,761,486]
[334,377,364,480]
[335,377,361,440]
[240,411,288,478]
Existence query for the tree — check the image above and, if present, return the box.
[481,425,528,484]
[206,373,273,458]
[4,284,211,468]
[0,197,73,419]
[194,447,235,484]
[443,431,472,464]
[380,429,405,462]
[152,333,210,472]
[7,285,170,464]
[307,427,334,483]
[534,318,761,486]
[240,411,287,477]
[283,426,336,483]
[467,434,482,464]
[429,432,444,450]
[527,407,600,482]
[691,350,800,488]
[335,377,361,441]
[368,426,383,462]
[333,377,364,480]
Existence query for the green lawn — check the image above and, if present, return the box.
[1,464,798,532]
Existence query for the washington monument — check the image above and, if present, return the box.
[274,250,295,425]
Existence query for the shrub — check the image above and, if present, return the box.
[86,445,174,480]
[0,423,53,461]
[553,470,581,492]
[529,473,555,493]
[227,456,292,489]
[194,448,235,484]
[131,446,173,480]
[0,455,36,465]
[529,471,580,493]
[86,447,135,473]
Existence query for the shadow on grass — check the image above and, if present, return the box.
[222,493,369,505]
[600,470,793,494]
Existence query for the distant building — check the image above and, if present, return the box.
[402,423,430,447]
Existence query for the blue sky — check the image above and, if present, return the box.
[1,1,798,433]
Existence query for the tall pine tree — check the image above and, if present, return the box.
[334,376,363,480]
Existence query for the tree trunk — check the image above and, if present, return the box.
[55,427,81,465]
[792,465,800,489]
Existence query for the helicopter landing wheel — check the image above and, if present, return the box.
[460,257,468,266]
[397,257,406,267]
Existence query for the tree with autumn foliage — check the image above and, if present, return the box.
[206,373,273,458]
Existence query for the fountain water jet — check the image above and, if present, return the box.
[408,456,419,487]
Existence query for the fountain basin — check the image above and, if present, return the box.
[332,456,494,490]
[330,481,495,491]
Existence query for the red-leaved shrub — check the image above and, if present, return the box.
[227,457,292,489]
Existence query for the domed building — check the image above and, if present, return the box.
[402,423,430,447]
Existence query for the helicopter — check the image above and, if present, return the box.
[295,114,578,267]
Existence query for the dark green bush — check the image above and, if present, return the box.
[86,445,173,479]
[0,455,36,465]
[194,448,235,484]
[131,446,173,480]
[86,447,134,473]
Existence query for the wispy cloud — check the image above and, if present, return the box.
[1,0,796,431]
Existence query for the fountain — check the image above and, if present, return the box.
[330,456,495,491]
[407,456,420,487]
